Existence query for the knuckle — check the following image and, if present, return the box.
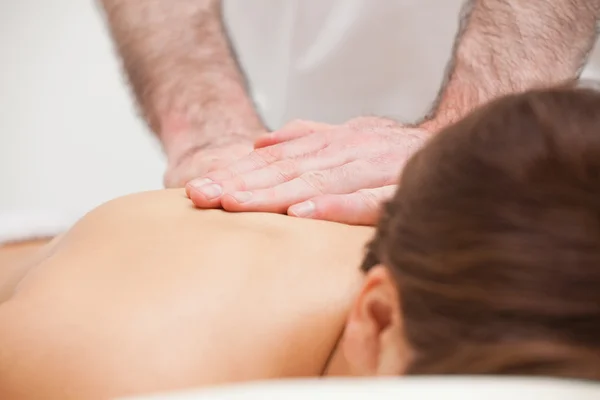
[299,170,329,194]
[270,159,299,182]
[204,169,230,182]
[228,174,249,191]
[356,189,381,211]
[252,147,280,165]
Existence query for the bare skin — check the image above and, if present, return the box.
[0,189,373,399]
[423,0,600,130]
[99,0,600,194]
[98,0,266,187]
[0,239,53,304]
[184,0,600,224]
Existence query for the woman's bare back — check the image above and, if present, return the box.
[0,189,373,399]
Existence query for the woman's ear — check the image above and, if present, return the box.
[341,265,410,376]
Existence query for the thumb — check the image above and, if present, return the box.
[287,185,397,226]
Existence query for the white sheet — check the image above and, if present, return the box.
[121,377,600,400]
[0,210,79,246]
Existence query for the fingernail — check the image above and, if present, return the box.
[232,191,252,203]
[289,201,315,218]
[188,178,212,190]
[186,178,211,197]
[198,184,223,200]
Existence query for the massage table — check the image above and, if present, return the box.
[122,377,600,400]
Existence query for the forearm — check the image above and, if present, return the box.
[423,0,600,131]
[98,0,264,153]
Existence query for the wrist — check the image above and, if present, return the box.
[158,96,265,155]
[419,109,462,133]
[147,72,264,135]
[422,77,486,133]
[160,115,263,161]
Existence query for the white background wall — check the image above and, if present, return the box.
[0,0,165,217]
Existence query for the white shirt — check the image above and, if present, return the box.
[224,0,600,129]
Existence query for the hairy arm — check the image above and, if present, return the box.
[422,0,600,131]
[97,0,265,158]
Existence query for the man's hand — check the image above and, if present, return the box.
[99,0,266,185]
[164,141,253,188]
[186,117,432,225]
[162,124,265,187]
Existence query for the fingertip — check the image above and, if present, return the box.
[222,190,291,215]
[220,192,263,212]
[185,183,193,198]
[220,193,247,212]
[302,194,378,226]
[187,186,222,209]
[288,201,316,218]
[305,196,348,222]
[187,187,204,207]
[254,133,276,149]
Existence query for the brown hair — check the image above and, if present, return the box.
[363,87,600,379]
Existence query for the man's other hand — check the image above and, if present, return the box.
[186,117,432,225]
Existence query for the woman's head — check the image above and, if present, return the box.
[341,87,600,379]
